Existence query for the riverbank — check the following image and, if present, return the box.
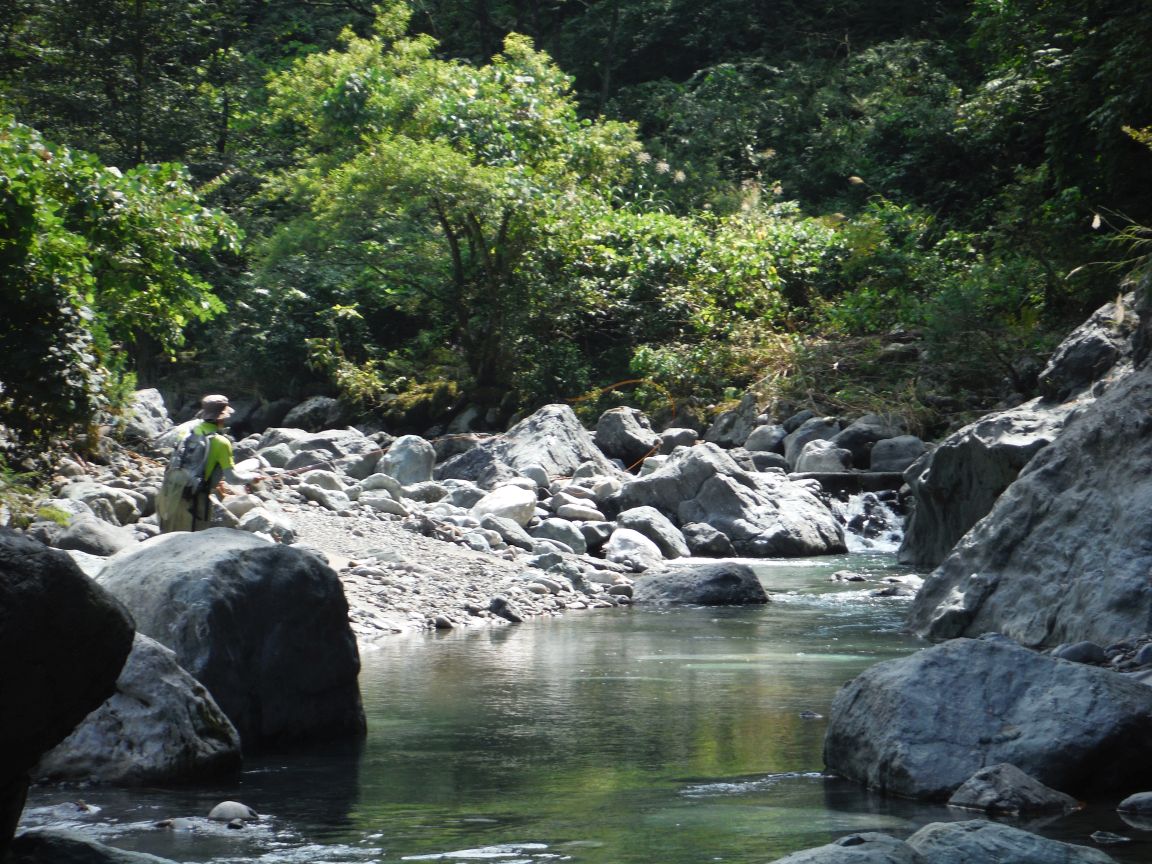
[290,505,627,643]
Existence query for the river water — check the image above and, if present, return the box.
[21,549,1150,863]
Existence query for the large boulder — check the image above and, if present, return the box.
[0,532,134,855]
[595,407,661,468]
[53,515,138,557]
[832,414,905,468]
[896,398,1075,568]
[823,636,1152,800]
[783,417,841,469]
[632,562,768,605]
[908,362,1152,646]
[616,506,690,558]
[282,396,348,432]
[34,634,241,785]
[703,394,761,449]
[121,388,173,443]
[437,404,621,489]
[378,434,436,485]
[1038,293,1136,401]
[96,529,365,750]
[614,444,845,557]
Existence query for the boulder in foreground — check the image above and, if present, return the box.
[97,529,364,750]
[823,636,1152,800]
[632,562,768,605]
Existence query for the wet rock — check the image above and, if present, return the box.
[907,820,1117,864]
[8,829,180,864]
[1117,792,1152,814]
[207,801,258,822]
[947,763,1079,814]
[768,832,923,863]
[632,562,768,605]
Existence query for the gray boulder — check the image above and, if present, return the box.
[0,532,134,855]
[769,833,924,864]
[595,407,661,468]
[703,394,760,448]
[471,485,537,527]
[1118,792,1152,813]
[615,444,844,557]
[282,396,348,432]
[744,424,787,454]
[908,363,1152,646]
[681,522,735,557]
[617,506,690,558]
[1039,293,1136,401]
[237,507,297,544]
[783,417,841,468]
[35,634,241,784]
[823,636,1152,800]
[480,514,536,551]
[632,562,768,605]
[906,820,1117,864]
[59,481,142,526]
[659,427,699,454]
[869,435,926,473]
[531,518,588,555]
[604,528,664,571]
[379,434,436,485]
[794,439,853,473]
[97,529,364,750]
[437,404,621,489]
[54,515,137,556]
[122,388,172,443]
[832,414,905,467]
[897,397,1076,568]
[947,763,1080,814]
[281,429,382,480]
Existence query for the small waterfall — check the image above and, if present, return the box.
[833,491,905,553]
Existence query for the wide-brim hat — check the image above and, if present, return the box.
[196,394,234,421]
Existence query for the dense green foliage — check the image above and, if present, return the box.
[2,0,1151,445]
[0,115,238,445]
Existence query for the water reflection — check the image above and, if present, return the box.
[23,554,1150,863]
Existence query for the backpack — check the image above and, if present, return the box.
[156,427,213,527]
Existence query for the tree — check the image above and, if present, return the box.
[261,3,639,390]
[0,116,239,446]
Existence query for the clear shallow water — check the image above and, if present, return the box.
[22,553,1151,863]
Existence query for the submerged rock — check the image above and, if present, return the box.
[947,763,1079,814]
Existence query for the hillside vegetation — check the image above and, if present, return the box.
[2,0,1151,453]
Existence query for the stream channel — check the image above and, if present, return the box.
[21,518,1150,863]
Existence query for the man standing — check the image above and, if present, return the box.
[157,394,259,532]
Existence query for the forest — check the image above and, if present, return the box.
[2,0,1151,456]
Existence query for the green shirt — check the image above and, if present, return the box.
[193,420,234,486]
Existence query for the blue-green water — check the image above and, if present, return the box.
[22,553,1149,862]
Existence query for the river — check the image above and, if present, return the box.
[20,550,1149,863]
